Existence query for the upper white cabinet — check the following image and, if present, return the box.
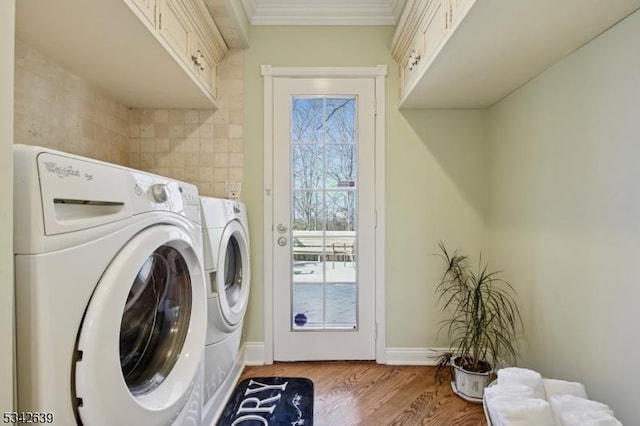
[16,0,228,109]
[131,0,157,26]
[391,0,640,109]
[185,0,227,98]
[190,35,219,98]
[159,0,194,65]
[158,0,225,99]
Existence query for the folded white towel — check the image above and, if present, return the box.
[485,384,536,402]
[485,384,536,425]
[550,394,614,426]
[483,392,533,426]
[542,378,588,399]
[491,396,554,426]
[560,410,622,426]
[497,367,546,400]
[483,384,533,426]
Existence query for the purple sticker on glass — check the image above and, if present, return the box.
[294,313,307,326]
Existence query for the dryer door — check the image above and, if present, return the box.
[217,220,250,329]
[74,224,206,426]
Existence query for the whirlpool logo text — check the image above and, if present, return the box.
[44,162,81,179]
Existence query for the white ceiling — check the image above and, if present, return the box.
[240,0,407,25]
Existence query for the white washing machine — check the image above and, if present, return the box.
[199,197,250,425]
[13,145,206,426]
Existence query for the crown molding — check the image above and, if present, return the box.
[241,0,406,26]
[390,0,406,22]
[241,0,258,22]
[261,65,387,77]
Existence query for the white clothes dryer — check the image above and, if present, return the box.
[199,197,250,425]
[13,145,206,426]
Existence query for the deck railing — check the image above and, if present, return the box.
[292,230,355,265]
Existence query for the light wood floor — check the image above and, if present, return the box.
[239,362,487,426]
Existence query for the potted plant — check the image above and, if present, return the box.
[434,241,523,402]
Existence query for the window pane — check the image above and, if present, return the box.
[292,191,324,231]
[326,237,356,282]
[293,144,323,189]
[325,98,355,143]
[326,144,356,189]
[292,229,324,281]
[292,98,323,143]
[326,283,356,327]
[292,284,324,328]
[325,191,356,232]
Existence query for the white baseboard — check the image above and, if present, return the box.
[242,343,451,366]
[385,347,452,365]
[242,341,267,365]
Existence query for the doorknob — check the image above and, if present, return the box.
[277,236,288,247]
[277,224,288,234]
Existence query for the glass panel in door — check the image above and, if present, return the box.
[290,97,358,331]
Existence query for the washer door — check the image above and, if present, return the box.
[217,220,250,329]
[74,224,206,426]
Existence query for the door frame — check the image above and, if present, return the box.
[261,65,387,364]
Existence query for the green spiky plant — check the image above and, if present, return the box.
[434,241,523,383]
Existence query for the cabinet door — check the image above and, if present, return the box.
[129,0,156,26]
[191,37,217,99]
[402,28,426,92]
[401,0,447,97]
[449,0,474,28]
[158,0,192,67]
[423,0,447,65]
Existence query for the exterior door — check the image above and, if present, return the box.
[272,77,377,361]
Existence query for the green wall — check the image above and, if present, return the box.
[243,26,488,348]
[488,10,640,423]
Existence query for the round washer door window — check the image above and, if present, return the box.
[74,224,206,426]
[120,245,192,396]
[223,236,242,306]
[217,220,250,328]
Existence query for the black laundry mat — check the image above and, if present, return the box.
[218,377,314,426]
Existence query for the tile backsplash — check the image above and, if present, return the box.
[14,41,244,199]
[14,40,130,165]
[127,49,245,198]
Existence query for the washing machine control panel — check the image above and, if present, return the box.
[131,173,201,224]
[176,184,202,225]
[179,185,200,207]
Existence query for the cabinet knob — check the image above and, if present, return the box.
[191,50,205,71]
[408,50,421,71]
